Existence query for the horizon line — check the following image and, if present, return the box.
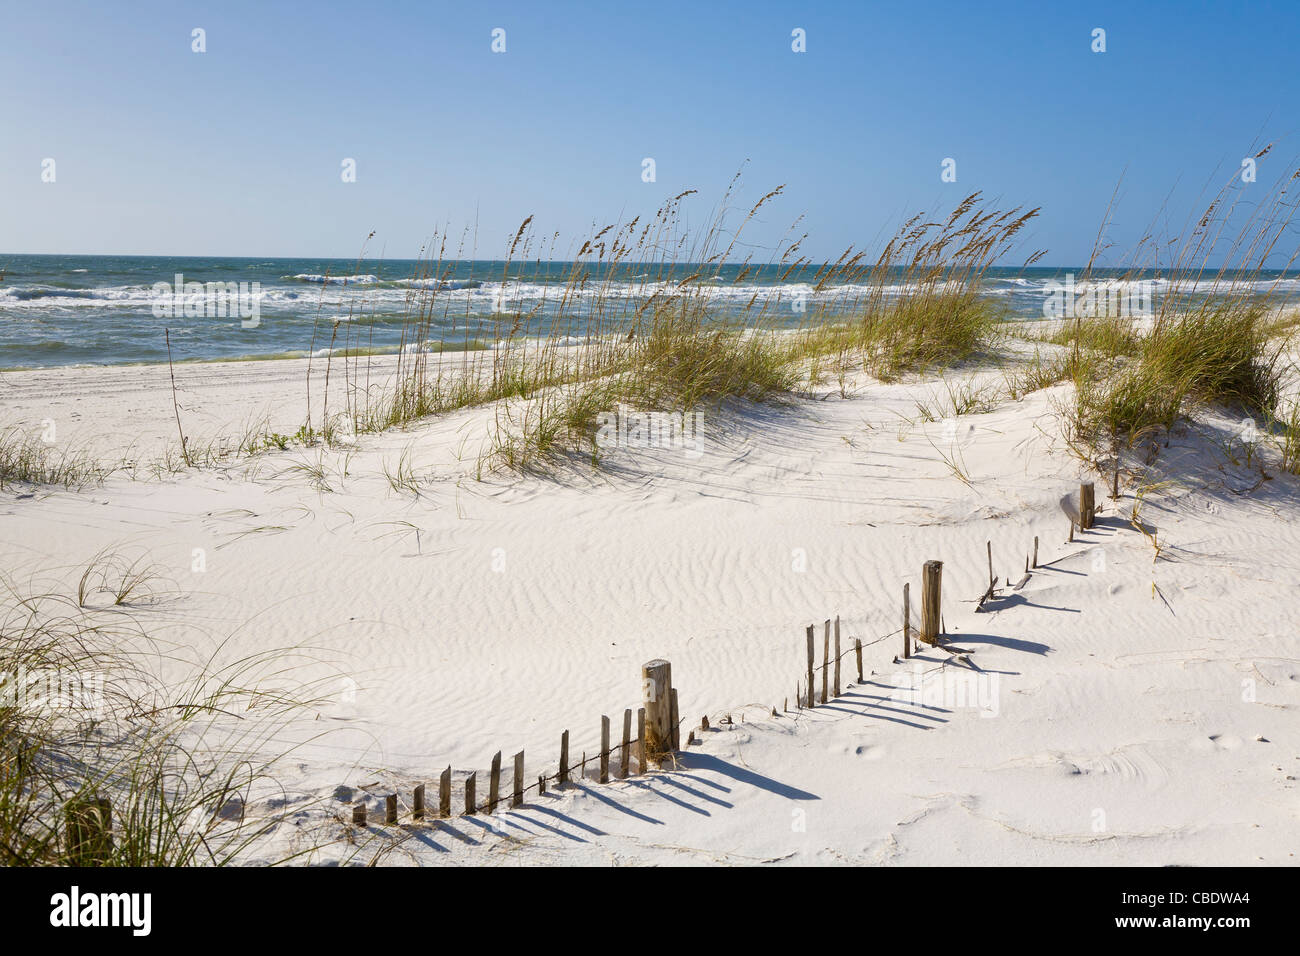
[3,252,1298,275]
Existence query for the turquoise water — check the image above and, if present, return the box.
[1,255,1297,370]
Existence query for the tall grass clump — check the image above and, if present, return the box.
[486,186,1038,470]
[0,426,112,490]
[303,176,1042,472]
[792,193,1041,382]
[0,554,336,865]
[1044,314,1143,357]
[1063,152,1300,455]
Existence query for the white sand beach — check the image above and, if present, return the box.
[4,343,1297,866]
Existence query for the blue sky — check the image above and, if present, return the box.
[2,0,1298,264]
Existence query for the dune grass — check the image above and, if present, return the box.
[1064,306,1283,446]
[0,427,113,490]
[1045,314,1144,357]
[0,554,339,865]
[1276,402,1300,475]
[1060,157,1300,458]
[408,188,1044,472]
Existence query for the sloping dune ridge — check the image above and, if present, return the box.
[2,346,1298,866]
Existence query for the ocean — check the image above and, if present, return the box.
[1,254,1297,370]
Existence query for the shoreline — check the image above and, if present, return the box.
[6,300,1298,376]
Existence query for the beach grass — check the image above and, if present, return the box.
[1060,159,1300,459]
[326,187,1044,473]
[0,427,113,490]
[0,554,340,865]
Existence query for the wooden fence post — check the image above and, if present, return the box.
[385,793,398,824]
[833,615,842,698]
[600,716,611,784]
[413,783,425,821]
[559,730,570,785]
[65,797,113,865]
[488,751,502,813]
[351,801,366,827]
[1080,481,1096,530]
[643,659,673,760]
[987,540,994,593]
[637,707,647,773]
[921,560,942,644]
[620,708,632,779]
[439,767,451,818]
[512,751,524,808]
[464,772,477,815]
[669,688,681,751]
[1033,535,1039,568]
[855,637,863,682]
[805,625,815,708]
[821,619,830,704]
[903,581,911,658]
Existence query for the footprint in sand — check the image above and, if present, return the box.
[830,742,886,760]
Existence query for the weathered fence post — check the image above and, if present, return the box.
[921,560,942,644]
[903,581,911,658]
[833,615,842,698]
[805,625,815,708]
[559,730,570,785]
[385,793,398,824]
[512,751,524,808]
[821,619,830,704]
[413,784,426,821]
[600,716,611,784]
[643,659,673,760]
[1080,481,1096,530]
[65,797,113,865]
[439,766,451,818]
[855,637,863,682]
[986,540,994,593]
[620,708,632,778]
[669,688,681,751]
[488,751,502,813]
[637,707,647,773]
[1033,534,1039,568]
[464,772,477,815]
[351,801,366,827]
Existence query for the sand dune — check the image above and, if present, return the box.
[2,352,1298,866]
